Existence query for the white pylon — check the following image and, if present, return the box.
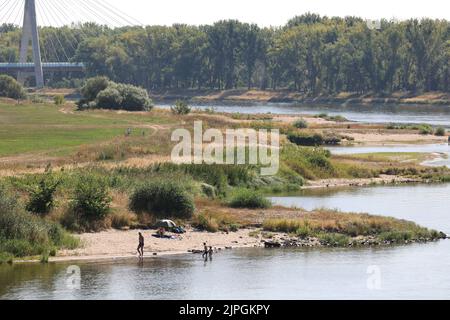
[18,0,44,88]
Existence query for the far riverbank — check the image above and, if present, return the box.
[149,89,450,106]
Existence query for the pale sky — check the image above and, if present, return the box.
[108,0,450,26]
[1,0,449,27]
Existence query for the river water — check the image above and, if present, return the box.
[158,101,450,127]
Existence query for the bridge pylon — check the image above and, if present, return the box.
[18,0,44,88]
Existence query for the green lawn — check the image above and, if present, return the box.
[0,103,174,157]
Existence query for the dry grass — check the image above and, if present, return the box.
[262,209,441,239]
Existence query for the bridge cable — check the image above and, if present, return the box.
[0,0,20,25]
[47,0,86,45]
[76,0,119,27]
[36,0,63,62]
[81,0,129,27]
[97,0,143,26]
[41,0,78,53]
[0,0,12,15]
[7,0,24,62]
[39,0,72,61]
[54,0,90,40]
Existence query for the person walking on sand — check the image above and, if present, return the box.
[137,232,145,258]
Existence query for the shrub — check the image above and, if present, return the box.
[110,211,136,229]
[323,135,342,145]
[316,114,348,122]
[281,145,335,180]
[69,176,112,229]
[263,219,306,233]
[96,87,123,109]
[54,94,65,106]
[293,119,308,129]
[379,231,413,243]
[287,132,324,146]
[117,83,153,111]
[171,100,191,115]
[228,189,272,209]
[0,75,26,99]
[201,183,217,199]
[0,184,79,257]
[151,163,255,195]
[418,124,433,135]
[26,174,60,215]
[192,214,219,232]
[192,212,240,232]
[81,78,153,112]
[0,252,13,264]
[435,127,446,136]
[317,233,351,246]
[129,181,195,219]
[80,76,109,101]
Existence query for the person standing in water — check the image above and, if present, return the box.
[202,242,208,259]
[208,246,214,261]
[137,232,145,258]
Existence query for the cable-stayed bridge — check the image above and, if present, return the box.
[0,0,142,87]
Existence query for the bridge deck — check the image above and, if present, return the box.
[0,62,85,72]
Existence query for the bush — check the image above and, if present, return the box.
[117,83,153,111]
[0,252,13,264]
[193,214,219,232]
[171,100,191,115]
[263,219,306,233]
[201,183,217,199]
[110,211,136,229]
[418,124,433,135]
[228,189,272,209]
[192,212,240,232]
[0,184,78,257]
[151,163,255,195]
[68,176,112,229]
[54,94,65,106]
[281,145,335,180]
[80,78,153,112]
[293,119,308,129]
[0,75,26,99]
[317,233,351,246]
[96,87,123,109]
[80,76,109,101]
[287,132,324,146]
[129,181,195,219]
[435,127,446,136]
[26,174,60,215]
[323,135,342,145]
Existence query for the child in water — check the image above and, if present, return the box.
[208,246,214,260]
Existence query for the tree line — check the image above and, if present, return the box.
[1,14,449,93]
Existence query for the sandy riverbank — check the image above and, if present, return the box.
[52,228,262,263]
[304,175,423,189]
[149,89,450,105]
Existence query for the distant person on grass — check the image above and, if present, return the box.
[137,232,144,258]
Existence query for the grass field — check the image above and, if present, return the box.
[0,102,174,157]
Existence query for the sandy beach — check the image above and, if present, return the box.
[53,228,263,263]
